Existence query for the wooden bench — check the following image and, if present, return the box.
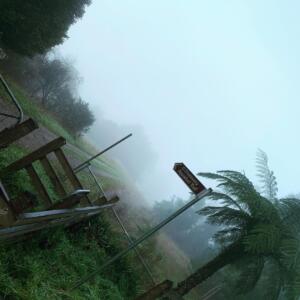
[0,118,38,149]
[0,137,90,212]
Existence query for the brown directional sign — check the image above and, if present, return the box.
[173,163,206,194]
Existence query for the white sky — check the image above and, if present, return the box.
[60,0,300,202]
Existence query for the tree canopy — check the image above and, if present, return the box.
[0,0,91,56]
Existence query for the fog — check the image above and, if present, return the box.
[59,1,300,203]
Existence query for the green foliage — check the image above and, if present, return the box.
[0,216,138,299]
[196,167,300,299]
[256,149,278,202]
[233,256,264,294]
[0,145,59,204]
[0,0,91,56]
[0,145,30,197]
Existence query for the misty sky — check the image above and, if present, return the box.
[60,1,300,202]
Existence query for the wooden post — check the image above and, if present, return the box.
[134,280,174,300]
[0,182,15,226]
[26,164,52,208]
[54,148,90,205]
[40,156,66,198]
[49,190,90,210]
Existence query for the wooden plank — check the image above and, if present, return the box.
[135,280,174,300]
[0,118,38,148]
[0,137,66,176]
[94,195,119,206]
[0,182,15,226]
[0,222,49,240]
[16,204,115,224]
[54,148,90,205]
[25,164,52,208]
[49,189,90,210]
[10,192,36,214]
[40,157,66,198]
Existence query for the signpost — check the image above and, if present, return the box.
[173,163,206,194]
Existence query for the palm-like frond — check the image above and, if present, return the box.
[243,224,283,254]
[280,238,300,270]
[261,259,283,300]
[233,256,265,294]
[256,149,278,201]
[213,227,242,245]
[204,191,246,213]
[199,171,280,224]
[197,167,300,299]
[278,198,300,233]
[198,206,251,228]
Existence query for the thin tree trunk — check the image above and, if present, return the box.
[135,280,173,300]
[174,241,244,296]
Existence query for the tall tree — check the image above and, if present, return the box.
[0,0,91,56]
[31,56,77,105]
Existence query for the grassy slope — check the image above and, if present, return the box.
[0,78,115,175]
[0,78,199,299]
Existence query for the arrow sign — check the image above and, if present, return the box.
[173,163,206,194]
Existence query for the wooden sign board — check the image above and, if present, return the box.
[173,163,206,194]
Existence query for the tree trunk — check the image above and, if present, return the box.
[134,280,174,300]
[174,241,244,296]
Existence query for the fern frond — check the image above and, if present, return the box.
[200,171,279,223]
[256,149,278,201]
[261,259,282,300]
[278,198,300,233]
[234,256,265,294]
[243,224,282,254]
[206,191,247,213]
[198,206,251,227]
[199,171,261,216]
[280,238,300,270]
[213,227,242,245]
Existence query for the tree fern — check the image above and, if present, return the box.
[195,168,300,299]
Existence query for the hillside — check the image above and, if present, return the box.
[0,77,197,299]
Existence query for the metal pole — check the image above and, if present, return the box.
[87,166,156,285]
[70,188,212,290]
[73,133,132,172]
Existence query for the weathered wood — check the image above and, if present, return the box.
[0,222,49,239]
[0,137,66,176]
[0,118,38,148]
[16,204,115,225]
[93,195,120,207]
[10,191,36,214]
[54,148,90,205]
[49,189,90,210]
[40,156,66,198]
[26,164,52,208]
[135,280,174,300]
[0,182,15,226]
[94,196,107,205]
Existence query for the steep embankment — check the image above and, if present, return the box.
[0,80,199,299]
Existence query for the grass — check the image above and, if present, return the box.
[0,74,199,299]
[0,216,139,299]
[0,147,140,299]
